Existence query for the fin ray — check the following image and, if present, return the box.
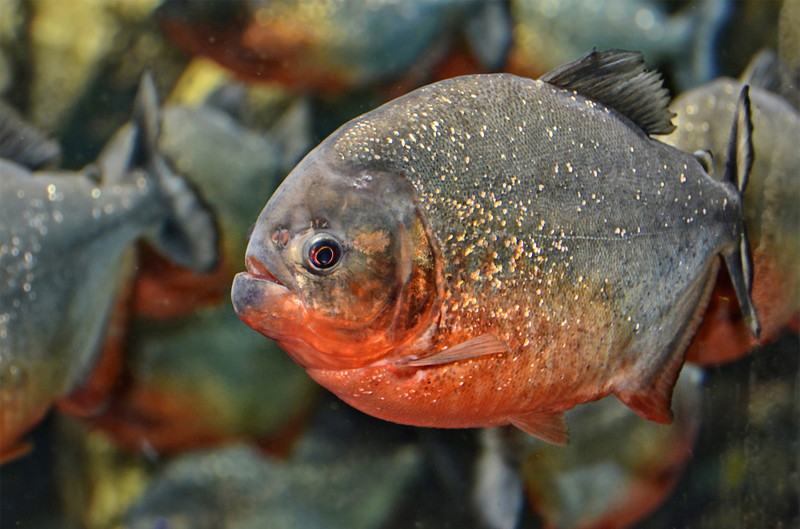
[395,334,509,367]
[539,49,675,136]
[509,410,568,445]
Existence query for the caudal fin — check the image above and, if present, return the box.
[132,73,220,274]
[720,85,760,338]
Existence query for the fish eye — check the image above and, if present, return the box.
[305,235,343,273]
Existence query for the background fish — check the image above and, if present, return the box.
[514,365,702,529]
[232,50,758,444]
[156,0,512,95]
[507,0,732,89]
[0,74,218,462]
[78,92,319,455]
[661,51,800,365]
[0,101,61,170]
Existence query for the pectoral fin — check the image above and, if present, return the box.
[395,334,509,367]
[509,410,568,445]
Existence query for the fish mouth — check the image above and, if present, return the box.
[231,254,297,323]
[231,258,304,342]
[244,256,284,286]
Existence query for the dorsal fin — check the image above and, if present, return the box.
[740,49,800,112]
[539,49,676,136]
[0,101,61,170]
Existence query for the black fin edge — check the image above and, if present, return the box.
[721,85,760,338]
[539,48,676,136]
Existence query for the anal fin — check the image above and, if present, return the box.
[395,334,509,367]
[617,256,722,425]
[615,322,694,425]
[509,410,568,446]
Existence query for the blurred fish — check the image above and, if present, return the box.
[473,427,524,529]
[508,0,731,89]
[0,102,61,170]
[123,404,422,529]
[77,94,317,456]
[516,365,703,529]
[232,50,758,444]
[661,51,800,365]
[0,74,219,462]
[779,0,800,80]
[156,0,511,95]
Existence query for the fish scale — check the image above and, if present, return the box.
[232,50,758,444]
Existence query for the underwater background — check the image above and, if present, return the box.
[1,1,797,528]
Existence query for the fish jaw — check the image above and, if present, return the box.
[232,270,412,371]
[231,272,306,351]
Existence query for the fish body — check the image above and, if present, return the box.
[662,56,800,365]
[0,75,218,461]
[158,0,511,94]
[232,51,757,443]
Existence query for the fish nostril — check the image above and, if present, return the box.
[271,229,290,248]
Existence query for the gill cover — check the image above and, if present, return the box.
[240,155,443,370]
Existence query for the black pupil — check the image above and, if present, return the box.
[310,240,340,269]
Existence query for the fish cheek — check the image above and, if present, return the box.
[298,234,400,328]
[387,207,443,345]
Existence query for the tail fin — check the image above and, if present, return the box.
[720,85,760,338]
[131,73,220,274]
[0,101,61,170]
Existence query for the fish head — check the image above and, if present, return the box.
[232,151,442,370]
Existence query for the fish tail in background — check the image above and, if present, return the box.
[668,0,732,89]
[740,49,800,112]
[132,73,220,274]
[0,101,62,170]
[721,85,761,338]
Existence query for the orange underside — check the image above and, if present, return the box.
[686,254,798,366]
[161,13,491,99]
[307,352,605,432]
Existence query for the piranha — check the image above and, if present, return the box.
[232,50,759,444]
[0,74,219,462]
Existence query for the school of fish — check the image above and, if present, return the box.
[0,74,219,461]
[232,49,760,444]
